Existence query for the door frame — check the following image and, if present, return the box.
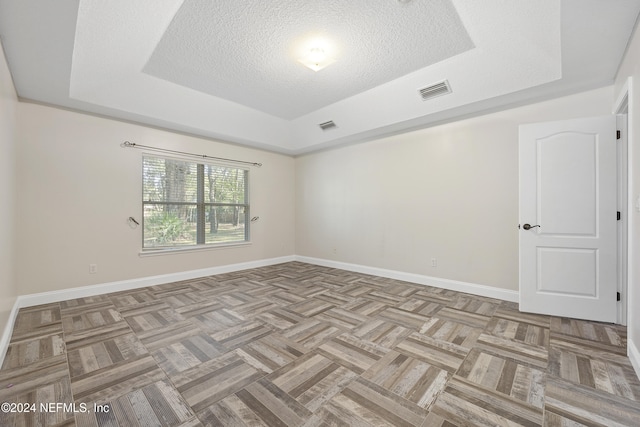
[614,77,631,326]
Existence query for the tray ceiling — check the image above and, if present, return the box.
[0,0,639,154]
[143,0,474,119]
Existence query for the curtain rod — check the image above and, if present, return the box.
[121,141,262,167]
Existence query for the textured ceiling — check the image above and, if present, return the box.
[143,0,474,119]
[0,0,639,154]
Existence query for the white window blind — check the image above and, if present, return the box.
[142,155,249,249]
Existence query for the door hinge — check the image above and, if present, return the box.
[617,211,621,221]
[617,130,621,140]
[617,292,621,301]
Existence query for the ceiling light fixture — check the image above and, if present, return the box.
[298,47,336,72]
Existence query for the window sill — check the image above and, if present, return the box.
[139,242,251,257]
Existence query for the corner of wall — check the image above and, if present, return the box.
[0,40,19,370]
[629,338,640,381]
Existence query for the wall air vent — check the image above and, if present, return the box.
[318,120,337,131]
[418,80,452,101]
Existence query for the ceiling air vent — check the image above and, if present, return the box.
[418,80,452,101]
[318,120,337,131]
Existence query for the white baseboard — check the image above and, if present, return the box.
[0,255,295,367]
[0,300,20,369]
[16,255,296,308]
[629,339,640,381]
[295,256,519,303]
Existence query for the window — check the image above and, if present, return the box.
[142,155,249,250]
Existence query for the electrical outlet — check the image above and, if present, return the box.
[89,264,98,274]
[431,258,437,267]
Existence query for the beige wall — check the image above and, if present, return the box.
[615,23,640,355]
[14,103,295,295]
[296,86,614,291]
[0,44,17,332]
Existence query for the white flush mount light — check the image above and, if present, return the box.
[298,47,336,72]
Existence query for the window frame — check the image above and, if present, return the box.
[141,153,250,253]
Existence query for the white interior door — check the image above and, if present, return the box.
[519,115,617,322]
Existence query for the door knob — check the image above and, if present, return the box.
[522,224,540,230]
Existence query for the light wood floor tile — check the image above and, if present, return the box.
[475,333,548,369]
[448,295,499,317]
[0,355,70,402]
[137,320,205,353]
[235,378,312,425]
[60,295,112,315]
[340,298,388,317]
[456,348,545,408]
[318,333,389,375]
[172,352,265,413]
[75,380,198,427]
[257,307,306,331]
[209,320,272,350]
[430,376,543,427]
[314,290,356,307]
[64,321,133,352]
[148,282,201,300]
[266,290,307,307]
[235,333,308,374]
[174,300,225,319]
[484,316,549,348]
[551,317,626,348]
[0,376,75,427]
[232,300,280,318]
[414,287,458,305]
[198,378,312,427]
[67,332,148,377]
[418,317,482,348]
[363,290,407,306]
[376,307,432,329]
[123,307,186,334]
[152,332,227,376]
[108,289,159,309]
[191,308,246,333]
[548,345,640,400]
[288,299,335,318]
[282,319,342,350]
[268,351,358,412]
[61,306,124,335]
[397,297,443,317]
[494,301,551,329]
[70,354,167,404]
[162,291,213,310]
[10,303,62,342]
[2,332,65,369]
[545,376,640,426]
[329,377,427,427]
[362,350,449,409]
[351,318,412,349]
[1,262,639,426]
[434,307,491,330]
[395,331,470,374]
[314,307,370,331]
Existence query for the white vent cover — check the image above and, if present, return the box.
[319,120,337,131]
[418,80,452,101]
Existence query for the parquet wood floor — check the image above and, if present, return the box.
[1,261,639,426]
